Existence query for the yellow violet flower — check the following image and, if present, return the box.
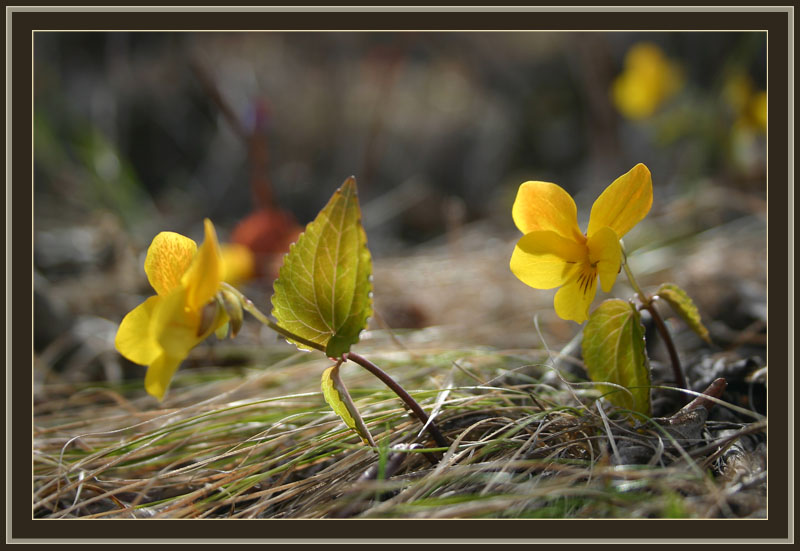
[115,219,231,400]
[612,42,683,120]
[510,164,653,323]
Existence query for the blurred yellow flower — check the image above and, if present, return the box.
[612,43,683,120]
[750,90,767,131]
[510,164,652,323]
[220,242,256,287]
[724,72,766,133]
[115,219,230,400]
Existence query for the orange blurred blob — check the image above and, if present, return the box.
[231,208,303,280]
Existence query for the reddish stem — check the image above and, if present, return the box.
[343,351,450,450]
[643,301,689,394]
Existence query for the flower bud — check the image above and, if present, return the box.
[220,289,244,338]
[197,299,221,337]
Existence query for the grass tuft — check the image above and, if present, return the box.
[34,332,765,519]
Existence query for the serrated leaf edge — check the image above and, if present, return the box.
[657,283,711,344]
[270,177,373,357]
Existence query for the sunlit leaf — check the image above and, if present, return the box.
[582,299,652,415]
[271,177,373,357]
[321,363,375,446]
[656,283,711,344]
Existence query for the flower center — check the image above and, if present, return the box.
[576,264,597,296]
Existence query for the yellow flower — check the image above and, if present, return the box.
[115,219,230,400]
[724,72,767,134]
[510,164,653,323]
[220,243,255,287]
[612,43,683,120]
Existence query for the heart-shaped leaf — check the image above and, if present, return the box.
[656,283,711,344]
[583,299,652,415]
[271,177,373,357]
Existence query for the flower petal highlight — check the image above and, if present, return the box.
[512,181,583,241]
[182,219,223,312]
[144,232,197,296]
[587,163,652,239]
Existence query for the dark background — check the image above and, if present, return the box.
[33,31,766,250]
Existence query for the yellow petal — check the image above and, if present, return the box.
[114,296,163,365]
[144,232,197,296]
[510,230,586,289]
[587,226,622,293]
[152,287,203,360]
[553,270,598,324]
[182,219,223,312]
[221,243,255,286]
[587,164,653,239]
[144,354,183,401]
[512,181,583,241]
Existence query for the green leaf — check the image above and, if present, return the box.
[656,283,711,344]
[321,363,375,446]
[582,299,652,415]
[271,177,373,357]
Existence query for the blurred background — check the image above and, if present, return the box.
[33,31,767,390]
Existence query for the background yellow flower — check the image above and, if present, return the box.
[612,42,684,120]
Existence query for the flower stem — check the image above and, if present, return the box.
[223,283,328,353]
[620,248,688,393]
[621,256,649,306]
[644,302,688,393]
[224,283,450,451]
[343,351,450,450]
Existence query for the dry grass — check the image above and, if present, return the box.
[33,332,766,519]
[32,184,767,520]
